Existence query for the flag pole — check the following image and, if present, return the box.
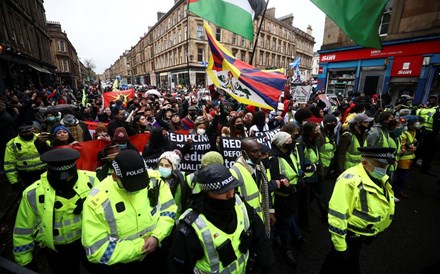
[250,0,269,66]
[186,3,191,89]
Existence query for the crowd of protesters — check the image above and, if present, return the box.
[1,82,439,273]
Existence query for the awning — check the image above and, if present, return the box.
[28,64,52,74]
[389,77,419,83]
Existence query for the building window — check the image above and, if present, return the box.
[232,49,238,57]
[57,40,66,52]
[241,37,245,47]
[184,25,188,40]
[178,28,182,43]
[266,37,270,49]
[59,59,69,72]
[216,28,222,41]
[197,25,204,40]
[197,47,204,62]
[379,0,393,36]
[232,34,237,45]
[259,35,264,47]
[178,9,181,21]
[241,50,246,62]
[259,52,263,65]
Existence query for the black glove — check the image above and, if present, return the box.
[11,182,25,193]
[332,249,348,263]
[24,260,39,272]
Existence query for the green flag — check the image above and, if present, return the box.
[188,0,265,41]
[311,0,388,49]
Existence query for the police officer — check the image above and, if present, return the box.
[81,150,176,273]
[321,147,396,274]
[169,164,275,273]
[416,95,440,175]
[4,123,47,192]
[13,148,97,274]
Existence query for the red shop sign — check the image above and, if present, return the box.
[319,39,440,63]
[390,56,423,77]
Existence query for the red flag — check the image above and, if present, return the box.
[102,89,135,107]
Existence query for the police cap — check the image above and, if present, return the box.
[358,147,396,165]
[198,164,242,194]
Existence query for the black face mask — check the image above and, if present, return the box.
[202,192,235,212]
[47,170,78,194]
[189,113,196,119]
[235,124,244,130]
[359,125,369,132]
[386,120,398,131]
[325,124,336,133]
[19,134,34,141]
[284,143,296,151]
[262,158,271,168]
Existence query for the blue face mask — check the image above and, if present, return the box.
[118,143,127,150]
[369,166,387,179]
[159,167,172,178]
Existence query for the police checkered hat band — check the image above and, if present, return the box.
[358,147,396,164]
[47,162,76,171]
[199,175,235,192]
[198,164,243,194]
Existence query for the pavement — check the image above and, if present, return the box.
[0,159,439,273]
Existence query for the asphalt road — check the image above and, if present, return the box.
[0,160,439,274]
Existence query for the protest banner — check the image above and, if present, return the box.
[143,153,161,169]
[73,132,150,171]
[168,132,211,172]
[220,137,242,168]
[254,128,280,148]
[291,85,312,103]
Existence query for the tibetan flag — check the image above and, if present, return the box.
[204,21,286,110]
[188,0,266,41]
[102,89,135,107]
[311,0,388,49]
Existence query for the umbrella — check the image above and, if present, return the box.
[40,104,78,115]
[145,89,161,97]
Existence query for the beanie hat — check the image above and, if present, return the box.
[113,127,128,143]
[95,123,108,135]
[158,151,181,170]
[194,116,208,129]
[399,109,412,117]
[54,125,71,135]
[323,114,338,125]
[402,115,418,125]
[272,131,291,148]
[201,151,224,168]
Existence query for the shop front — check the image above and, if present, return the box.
[317,37,440,103]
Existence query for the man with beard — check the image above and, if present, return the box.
[335,113,374,176]
[4,123,47,192]
[169,164,275,273]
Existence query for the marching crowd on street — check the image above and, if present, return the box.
[0,83,439,273]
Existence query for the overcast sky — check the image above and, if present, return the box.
[44,0,325,74]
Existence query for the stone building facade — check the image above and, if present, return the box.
[106,0,315,88]
[0,0,54,92]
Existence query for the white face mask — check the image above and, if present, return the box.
[197,128,206,135]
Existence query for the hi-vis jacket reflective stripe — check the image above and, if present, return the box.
[4,135,47,184]
[13,171,97,266]
[81,169,176,265]
[400,131,416,160]
[327,164,395,252]
[389,136,401,172]
[320,135,336,168]
[416,107,438,131]
[230,164,263,220]
[181,195,250,274]
[343,132,365,170]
